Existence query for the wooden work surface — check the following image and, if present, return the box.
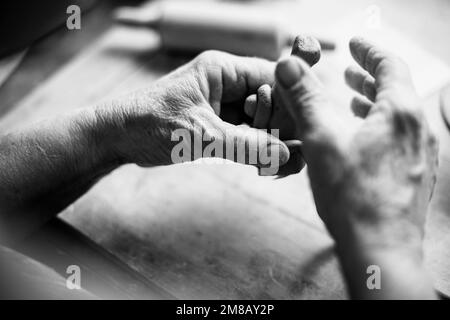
[1,0,450,299]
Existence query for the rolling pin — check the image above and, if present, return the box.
[114,2,334,61]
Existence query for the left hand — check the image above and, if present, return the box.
[93,50,290,170]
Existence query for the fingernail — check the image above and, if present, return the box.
[278,143,290,165]
[259,143,289,166]
[276,58,303,89]
[258,143,289,176]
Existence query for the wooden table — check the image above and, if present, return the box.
[1,0,449,299]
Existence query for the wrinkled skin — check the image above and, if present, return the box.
[95,50,289,168]
[0,51,289,244]
[273,37,439,299]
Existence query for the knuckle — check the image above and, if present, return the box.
[362,77,375,98]
[195,50,225,64]
[364,46,381,73]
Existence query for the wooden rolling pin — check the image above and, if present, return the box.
[114,2,334,61]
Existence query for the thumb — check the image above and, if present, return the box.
[274,56,331,141]
[214,120,290,172]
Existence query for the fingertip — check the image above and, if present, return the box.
[349,36,365,52]
[348,36,371,64]
[346,64,361,73]
[275,57,304,89]
[351,95,373,118]
[244,95,257,118]
[349,36,364,45]
[258,141,292,176]
[257,83,272,97]
[275,140,305,176]
[344,65,359,83]
[220,122,290,169]
[261,140,290,168]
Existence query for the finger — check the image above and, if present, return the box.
[349,37,414,92]
[270,140,306,177]
[253,84,273,129]
[244,95,257,118]
[345,65,376,102]
[351,95,374,118]
[216,119,290,171]
[198,51,276,103]
[223,54,275,101]
[274,56,333,140]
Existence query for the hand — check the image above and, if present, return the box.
[94,51,289,170]
[274,37,438,298]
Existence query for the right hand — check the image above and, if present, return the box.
[274,37,439,255]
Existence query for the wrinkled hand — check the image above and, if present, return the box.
[95,51,289,169]
[274,37,439,255]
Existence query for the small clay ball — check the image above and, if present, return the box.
[290,35,321,67]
